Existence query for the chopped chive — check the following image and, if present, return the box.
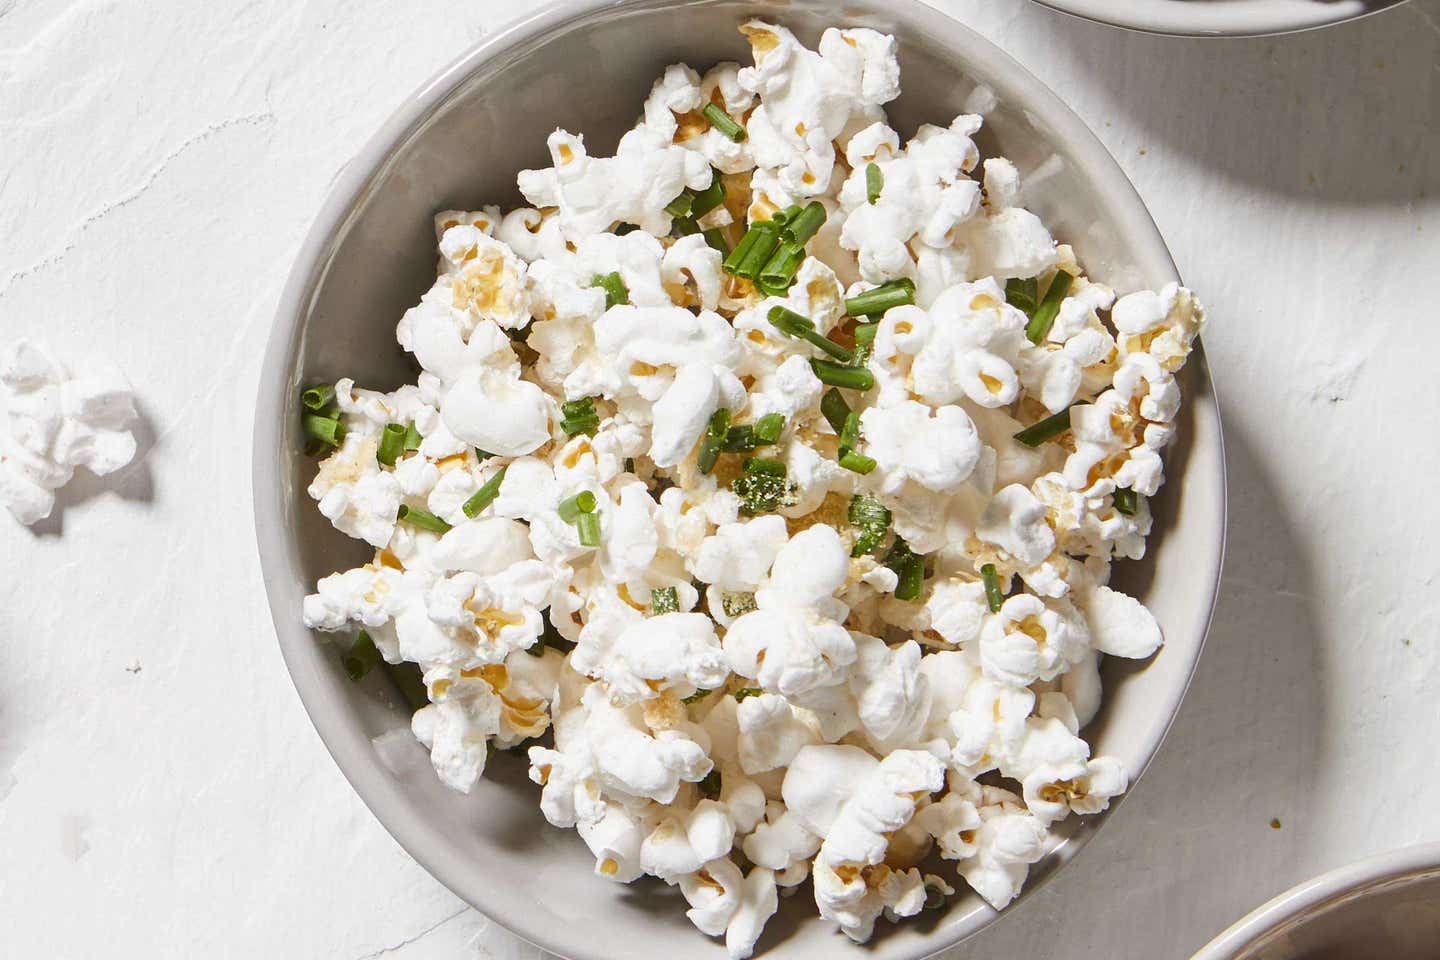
[342,630,382,682]
[461,466,507,519]
[839,451,877,474]
[664,189,695,219]
[722,223,764,275]
[768,307,853,362]
[303,413,344,449]
[691,176,726,218]
[757,240,805,291]
[576,511,601,547]
[1013,405,1076,447]
[702,102,746,142]
[866,162,884,204]
[849,494,892,557]
[702,227,731,256]
[839,412,861,452]
[810,358,874,391]
[981,563,1005,613]
[1113,487,1139,516]
[591,272,630,309]
[853,322,879,347]
[561,398,596,418]
[721,591,758,618]
[777,204,803,225]
[723,424,758,452]
[733,687,763,702]
[697,408,731,475]
[732,222,780,280]
[821,388,851,435]
[781,201,827,244]
[614,222,639,236]
[403,422,423,451]
[475,448,494,460]
[697,769,722,798]
[1006,276,1039,318]
[558,491,597,523]
[1025,270,1074,344]
[650,586,680,615]
[377,423,406,466]
[743,457,786,477]
[923,883,947,912]
[302,383,336,412]
[753,413,785,444]
[387,661,430,711]
[397,504,451,534]
[895,553,924,600]
[682,688,713,704]
[672,216,700,237]
[561,396,601,437]
[733,457,790,516]
[845,278,916,317]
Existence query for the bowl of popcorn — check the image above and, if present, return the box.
[253,1,1226,957]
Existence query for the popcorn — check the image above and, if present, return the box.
[298,21,1207,953]
[0,340,138,525]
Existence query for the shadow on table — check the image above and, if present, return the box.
[1027,0,1439,205]
[26,399,159,537]
[949,417,1328,959]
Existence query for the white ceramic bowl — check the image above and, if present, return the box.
[1192,844,1440,959]
[1030,0,1407,37]
[253,2,1227,957]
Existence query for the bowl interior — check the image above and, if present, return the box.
[255,2,1226,958]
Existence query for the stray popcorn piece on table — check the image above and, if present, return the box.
[295,17,1209,955]
[0,339,139,525]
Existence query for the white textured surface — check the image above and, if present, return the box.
[0,1,1436,957]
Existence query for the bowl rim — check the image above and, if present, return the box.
[1027,0,1408,38]
[1190,842,1440,959]
[253,1,1228,957]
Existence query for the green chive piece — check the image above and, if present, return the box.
[723,224,764,275]
[303,413,344,449]
[591,272,630,309]
[691,176,727,218]
[1006,276,1039,318]
[721,591,758,618]
[1013,406,1076,447]
[782,201,827,244]
[777,204,803,225]
[849,494,892,557]
[768,306,854,362]
[342,630,382,682]
[757,240,805,291]
[614,222,639,236]
[461,466,507,519]
[839,451,877,474]
[397,504,451,534]
[651,586,680,616]
[702,103,746,142]
[845,278,916,317]
[839,412,861,452]
[754,413,785,444]
[560,396,601,437]
[403,422,423,451]
[885,541,925,602]
[377,423,406,466]
[732,222,780,280]
[475,448,494,460]
[1113,487,1139,516]
[923,883,947,912]
[821,388,851,435]
[576,511,601,547]
[981,563,1005,613]
[724,424,758,453]
[733,688,763,702]
[672,217,700,237]
[733,457,790,515]
[387,661,430,711]
[1025,270,1074,344]
[664,189,695,219]
[697,408,731,475]
[697,769,723,798]
[810,358,874,391]
[853,322,880,347]
[558,491,597,523]
[682,688,713,704]
[866,162,884,204]
[302,383,336,412]
[702,227,731,256]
